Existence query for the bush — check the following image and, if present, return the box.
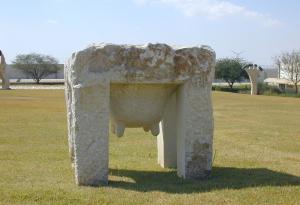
[212,84,250,93]
[257,83,282,95]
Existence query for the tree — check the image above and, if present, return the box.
[12,53,61,84]
[215,58,248,89]
[275,51,300,93]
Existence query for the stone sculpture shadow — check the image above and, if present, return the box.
[108,167,300,193]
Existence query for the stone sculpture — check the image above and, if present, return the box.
[65,43,215,186]
[0,50,10,89]
[243,64,263,95]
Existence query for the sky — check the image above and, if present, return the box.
[1,0,300,67]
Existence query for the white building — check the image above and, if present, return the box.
[264,65,299,93]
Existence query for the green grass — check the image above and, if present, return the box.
[0,90,300,205]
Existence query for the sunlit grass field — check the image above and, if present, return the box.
[0,90,300,205]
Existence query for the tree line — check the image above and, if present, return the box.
[10,51,300,92]
[215,51,300,93]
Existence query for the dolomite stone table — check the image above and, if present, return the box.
[243,64,263,95]
[65,43,216,186]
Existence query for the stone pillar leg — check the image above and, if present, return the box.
[245,68,260,95]
[176,78,213,179]
[0,65,10,90]
[72,83,110,186]
[250,79,257,95]
[3,70,10,89]
[65,77,75,166]
[0,72,3,89]
[157,92,177,168]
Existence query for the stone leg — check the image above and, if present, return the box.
[65,79,75,166]
[71,83,110,186]
[176,79,213,179]
[157,93,177,168]
[0,67,10,89]
[0,71,4,89]
[245,69,259,95]
[114,121,125,137]
[250,80,257,95]
[2,71,10,89]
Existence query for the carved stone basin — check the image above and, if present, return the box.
[110,83,178,137]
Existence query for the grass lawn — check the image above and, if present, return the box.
[0,90,300,205]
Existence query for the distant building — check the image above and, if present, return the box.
[264,65,299,93]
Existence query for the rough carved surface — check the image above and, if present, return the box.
[66,43,215,85]
[65,43,215,186]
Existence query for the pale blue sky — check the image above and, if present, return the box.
[1,0,299,66]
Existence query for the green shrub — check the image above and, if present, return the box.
[212,84,250,94]
[258,83,282,95]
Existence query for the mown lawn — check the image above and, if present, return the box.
[0,90,300,205]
